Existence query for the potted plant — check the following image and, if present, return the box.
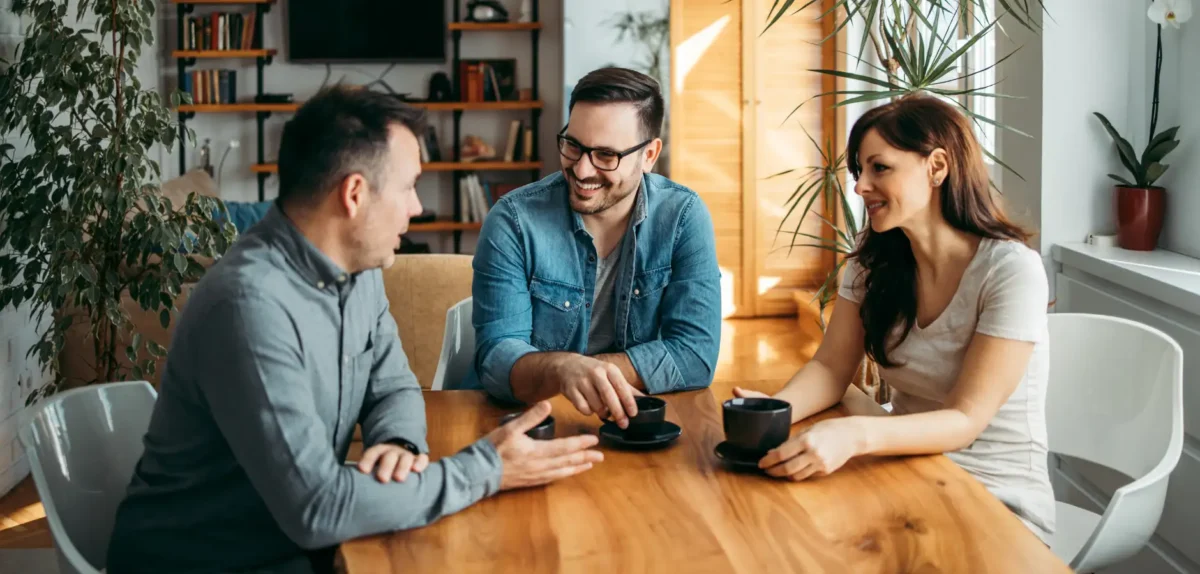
[1093,0,1190,251]
[0,0,236,403]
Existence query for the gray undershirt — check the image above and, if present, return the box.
[586,241,623,355]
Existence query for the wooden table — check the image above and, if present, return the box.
[338,390,1071,573]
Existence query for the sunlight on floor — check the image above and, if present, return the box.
[0,503,45,533]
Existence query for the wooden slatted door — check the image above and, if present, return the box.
[671,0,836,318]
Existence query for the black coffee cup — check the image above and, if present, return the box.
[500,412,556,440]
[722,398,792,455]
[625,396,666,429]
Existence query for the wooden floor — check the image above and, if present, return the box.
[0,316,816,550]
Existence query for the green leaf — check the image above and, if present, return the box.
[125,345,137,364]
[132,332,142,352]
[1093,112,1142,183]
[173,252,187,274]
[1142,139,1179,166]
[1146,126,1180,151]
[1106,173,1135,186]
[159,309,171,329]
[1145,163,1168,185]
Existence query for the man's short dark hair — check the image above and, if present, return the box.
[569,67,665,140]
[277,85,426,208]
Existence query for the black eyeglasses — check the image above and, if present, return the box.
[557,127,653,172]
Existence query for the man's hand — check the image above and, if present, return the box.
[486,401,604,491]
[356,444,430,484]
[553,354,640,428]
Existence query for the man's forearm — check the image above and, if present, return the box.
[593,352,645,391]
[509,352,571,403]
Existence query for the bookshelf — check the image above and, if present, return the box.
[172,0,544,253]
[250,161,543,174]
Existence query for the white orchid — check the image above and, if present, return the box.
[1149,0,1193,29]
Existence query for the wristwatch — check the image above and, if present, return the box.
[385,437,421,455]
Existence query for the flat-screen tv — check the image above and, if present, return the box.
[287,1,446,62]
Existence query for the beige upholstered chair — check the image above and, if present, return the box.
[380,254,474,389]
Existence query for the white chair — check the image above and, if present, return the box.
[431,296,475,391]
[1046,313,1184,572]
[17,380,158,574]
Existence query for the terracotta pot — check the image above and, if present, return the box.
[1115,186,1165,251]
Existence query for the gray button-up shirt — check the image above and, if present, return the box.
[107,204,502,573]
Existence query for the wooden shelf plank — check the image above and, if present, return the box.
[408,221,483,232]
[448,22,543,31]
[173,49,277,59]
[180,101,542,114]
[179,103,299,113]
[417,100,544,111]
[252,161,541,174]
[171,0,274,4]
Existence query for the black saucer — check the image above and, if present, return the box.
[599,420,682,450]
[714,441,767,471]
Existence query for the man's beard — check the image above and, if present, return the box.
[567,171,637,215]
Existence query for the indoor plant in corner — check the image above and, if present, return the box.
[0,0,236,402]
[1093,0,1190,251]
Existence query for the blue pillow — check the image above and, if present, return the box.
[216,200,272,234]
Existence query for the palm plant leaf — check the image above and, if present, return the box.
[1107,173,1135,186]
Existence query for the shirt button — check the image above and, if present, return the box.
[343,354,349,364]
[317,281,326,289]
[586,302,591,308]
[588,255,595,263]
[338,274,347,283]
[564,301,571,308]
[634,289,640,296]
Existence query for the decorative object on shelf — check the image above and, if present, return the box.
[198,138,214,176]
[0,0,236,402]
[460,135,496,162]
[428,72,454,101]
[1093,0,1190,251]
[254,93,294,103]
[518,0,534,22]
[466,0,509,22]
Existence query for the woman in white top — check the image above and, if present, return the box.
[736,94,1055,542]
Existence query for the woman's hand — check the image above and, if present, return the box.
[759,417,864,481]
[731,387,773,400]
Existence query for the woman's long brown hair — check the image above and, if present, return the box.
[846,94,1029,367]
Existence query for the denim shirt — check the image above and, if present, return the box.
[467,171,722,402]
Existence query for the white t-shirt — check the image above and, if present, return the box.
[839,237,1055,543]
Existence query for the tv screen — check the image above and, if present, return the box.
[287,1,446,62]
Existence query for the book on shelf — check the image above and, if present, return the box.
[458,59,518,102]
[184,11,257,51]
[458,174,492,223]
[503,120,522,162]
[182,69,237,105]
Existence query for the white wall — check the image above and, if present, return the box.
[155,0,563,254]
[562,0,669,124]
[1039,0,1153,256]
[994,10,1042,244]
[1157,22,1200,259]
[0,0,52,498]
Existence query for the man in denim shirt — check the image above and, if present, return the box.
[470,68,722,428]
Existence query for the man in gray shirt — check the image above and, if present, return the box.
[106,86,603,574]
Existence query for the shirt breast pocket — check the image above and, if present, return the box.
[529,278,584,350]
[349,336,375,402]
[630,268,671,343]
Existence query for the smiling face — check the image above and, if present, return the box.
[559,101,660,215]
[853,128,948,233]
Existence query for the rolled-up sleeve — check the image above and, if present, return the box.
[625,196,722,394]
[472,201,539,404]
[196,293,502,550]
[358,273,429,452]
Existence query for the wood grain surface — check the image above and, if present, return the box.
[337,390,1070,573]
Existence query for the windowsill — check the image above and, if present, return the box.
[1053,242,1200,317]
